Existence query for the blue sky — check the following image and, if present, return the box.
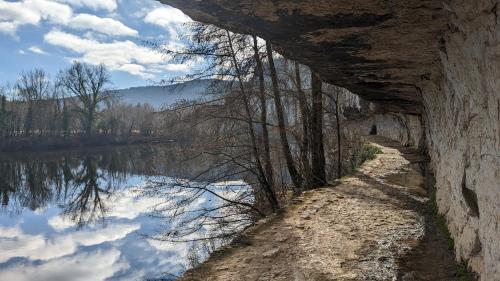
[0,0,194,88]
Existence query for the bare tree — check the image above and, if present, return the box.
[16,69,50,136]
[0,89,8,138]
[310,71,326,186]
[293,62,314,187]
[226,31,280,211]
[265,42,303,194]
[58,62,111,136]
[152,23,280,212]
[323,84,345,178]
[63,155,110,228]
[333,87,342,178]
[252,36,276,198]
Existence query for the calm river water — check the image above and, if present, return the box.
[0,144,252,281]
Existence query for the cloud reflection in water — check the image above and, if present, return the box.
[0,145,251,280]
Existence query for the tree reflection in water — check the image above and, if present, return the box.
[136,177,256,272]
[0,145,169,226]
[0,144,253,230]
[63,155,111,228]
[0,144,257,275]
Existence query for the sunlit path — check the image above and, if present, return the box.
[179,137,458,281]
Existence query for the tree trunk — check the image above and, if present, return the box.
[86,109,94,136]
[253,36,276,195]
[227,32,279,211]
[335,90,342,178]
[310,72,326,187]
[266,41,303,194]
[294,62,313,188]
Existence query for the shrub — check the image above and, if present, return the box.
[360,144,383,164]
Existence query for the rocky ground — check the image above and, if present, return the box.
[179,136,459,281]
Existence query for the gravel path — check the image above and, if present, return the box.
[179,136,458,281]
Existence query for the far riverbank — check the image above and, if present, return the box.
[0,135,180,153]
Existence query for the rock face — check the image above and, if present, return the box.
[421,1,500,279]
[160,0,446,114]
[159,0,499,279]
[351,113,424,148]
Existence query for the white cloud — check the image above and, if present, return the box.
[107,189,164,219]
[69,14,138,37]
[55,0,117,12]
[0,223,139,263]
[145,6,191,26]
[25,0,73,24]
[28,46,48,55]
[0,21,16,35]
[117,64,151,78]
[158,64,191,73]
[44,30,192,78]
[49,188,164,231]
[48,215,76,231]
[144,6,191,39]
[0,248,128,281]
[0,1,41,25]
[145,238,189,269]
[0,0,134,37]
[44,29,162,74]
[0,0,71,35]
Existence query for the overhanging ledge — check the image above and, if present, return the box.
[158,0,448,114]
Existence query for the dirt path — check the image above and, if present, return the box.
[179,136,459,281]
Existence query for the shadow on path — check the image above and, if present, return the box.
[178,136,459,281]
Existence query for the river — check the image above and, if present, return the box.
[0,144,253,280]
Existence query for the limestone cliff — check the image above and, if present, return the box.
[158,0,500,279]
[160,0,448,114]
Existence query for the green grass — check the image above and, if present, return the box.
[457,262,475,281]
[435,213,455,250]
[429,191,454,251]
[349,144,384,173]
[360,144,383,164]
[429,186,475,281]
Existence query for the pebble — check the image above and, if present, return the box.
[301,214,311,220]
[262,248,280,258]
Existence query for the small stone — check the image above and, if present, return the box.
[301,214,311,220]
[262,248,280,258]
[276,236,289,242]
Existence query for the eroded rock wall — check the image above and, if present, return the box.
[344,113,423,148]
[420,1,500,279]
[371,114,423,148]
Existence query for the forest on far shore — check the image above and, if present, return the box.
[0,63,160,141]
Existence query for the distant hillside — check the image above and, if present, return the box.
[114,79,226,109]
[114,63,300,110]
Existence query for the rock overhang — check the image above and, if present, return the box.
[158,0,449,114]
